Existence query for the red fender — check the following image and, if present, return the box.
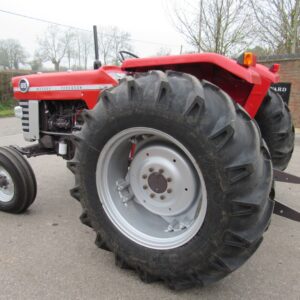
[122,53,279,117]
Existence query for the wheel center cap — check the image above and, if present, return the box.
[148,172,168,194]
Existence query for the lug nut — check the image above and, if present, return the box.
[149,168,154,172]
[159,169,164,173]
[142,174,147,179]
[150,193,155,198]
[167,189,172,194]
[167,178,172,182]
[160,195,165,200]
[143,185,148,190]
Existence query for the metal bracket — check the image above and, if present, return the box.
[274,200,300,222]
[273,169,300,184]
[273,169,300,222]
[9,145,56,158]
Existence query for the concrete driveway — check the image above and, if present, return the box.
[0,117,299,300]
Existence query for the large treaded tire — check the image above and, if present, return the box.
[255,89,295,170]
[0,146,37,213]
[68,71,273,289]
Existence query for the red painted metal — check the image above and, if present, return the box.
[12,53,280,118]
[122,53,279,117]
[122,53,261,83]
[270,63,280,73]
[12,66,123,109]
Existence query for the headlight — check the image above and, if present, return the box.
[14,106,23,119]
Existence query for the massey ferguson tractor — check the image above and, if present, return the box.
[0,26,299,289]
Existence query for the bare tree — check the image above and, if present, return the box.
[246,45,274,57]
[0,44,9,69]
[98,26,114,65]
[74,31,92,70]
[66,35,76,70]
[37,25,73,71]
[156,47,172,56]
[168,0,254,55]
[28,53,43,72]
[0,39,27,70]
[250,0,300,54]
[81,33,92,70]
[98,26,133,65]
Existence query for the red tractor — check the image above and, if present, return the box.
[0,27,299,289]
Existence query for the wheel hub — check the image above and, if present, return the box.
[129,143,197,217]
[148,172,168,194]
[0,166,14,203]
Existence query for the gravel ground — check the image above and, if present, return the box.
[0,117,299,300]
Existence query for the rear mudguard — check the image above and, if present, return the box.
[122,53,280,117]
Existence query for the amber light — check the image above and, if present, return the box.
[237,52,257,67]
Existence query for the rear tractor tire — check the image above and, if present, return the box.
[0,146,37,213]
[255,89,295,170]
[69,71,274,289]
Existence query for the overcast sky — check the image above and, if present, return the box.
[0,0,188,63]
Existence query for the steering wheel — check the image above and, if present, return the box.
[119,51,139,62]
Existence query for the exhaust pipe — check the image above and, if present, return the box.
[93,25,102,69]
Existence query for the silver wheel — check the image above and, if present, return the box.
[0,166,15,203]
[96,127,207,250]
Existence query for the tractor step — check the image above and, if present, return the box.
[273,169,300,222]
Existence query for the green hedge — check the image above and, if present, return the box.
[0,70,33,105]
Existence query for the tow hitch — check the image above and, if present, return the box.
[274,169,300,222]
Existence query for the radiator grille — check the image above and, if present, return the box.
[19,101,29,132]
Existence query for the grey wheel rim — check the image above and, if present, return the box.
[0,165,15,203]
[96,127,207,250]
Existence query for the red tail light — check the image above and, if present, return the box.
[270,63,280,73]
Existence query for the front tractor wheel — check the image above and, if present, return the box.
[70,71,273,289]
[0,147,37,213]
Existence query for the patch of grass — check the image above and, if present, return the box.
[0,109,14,117]
[0,99,15,118]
